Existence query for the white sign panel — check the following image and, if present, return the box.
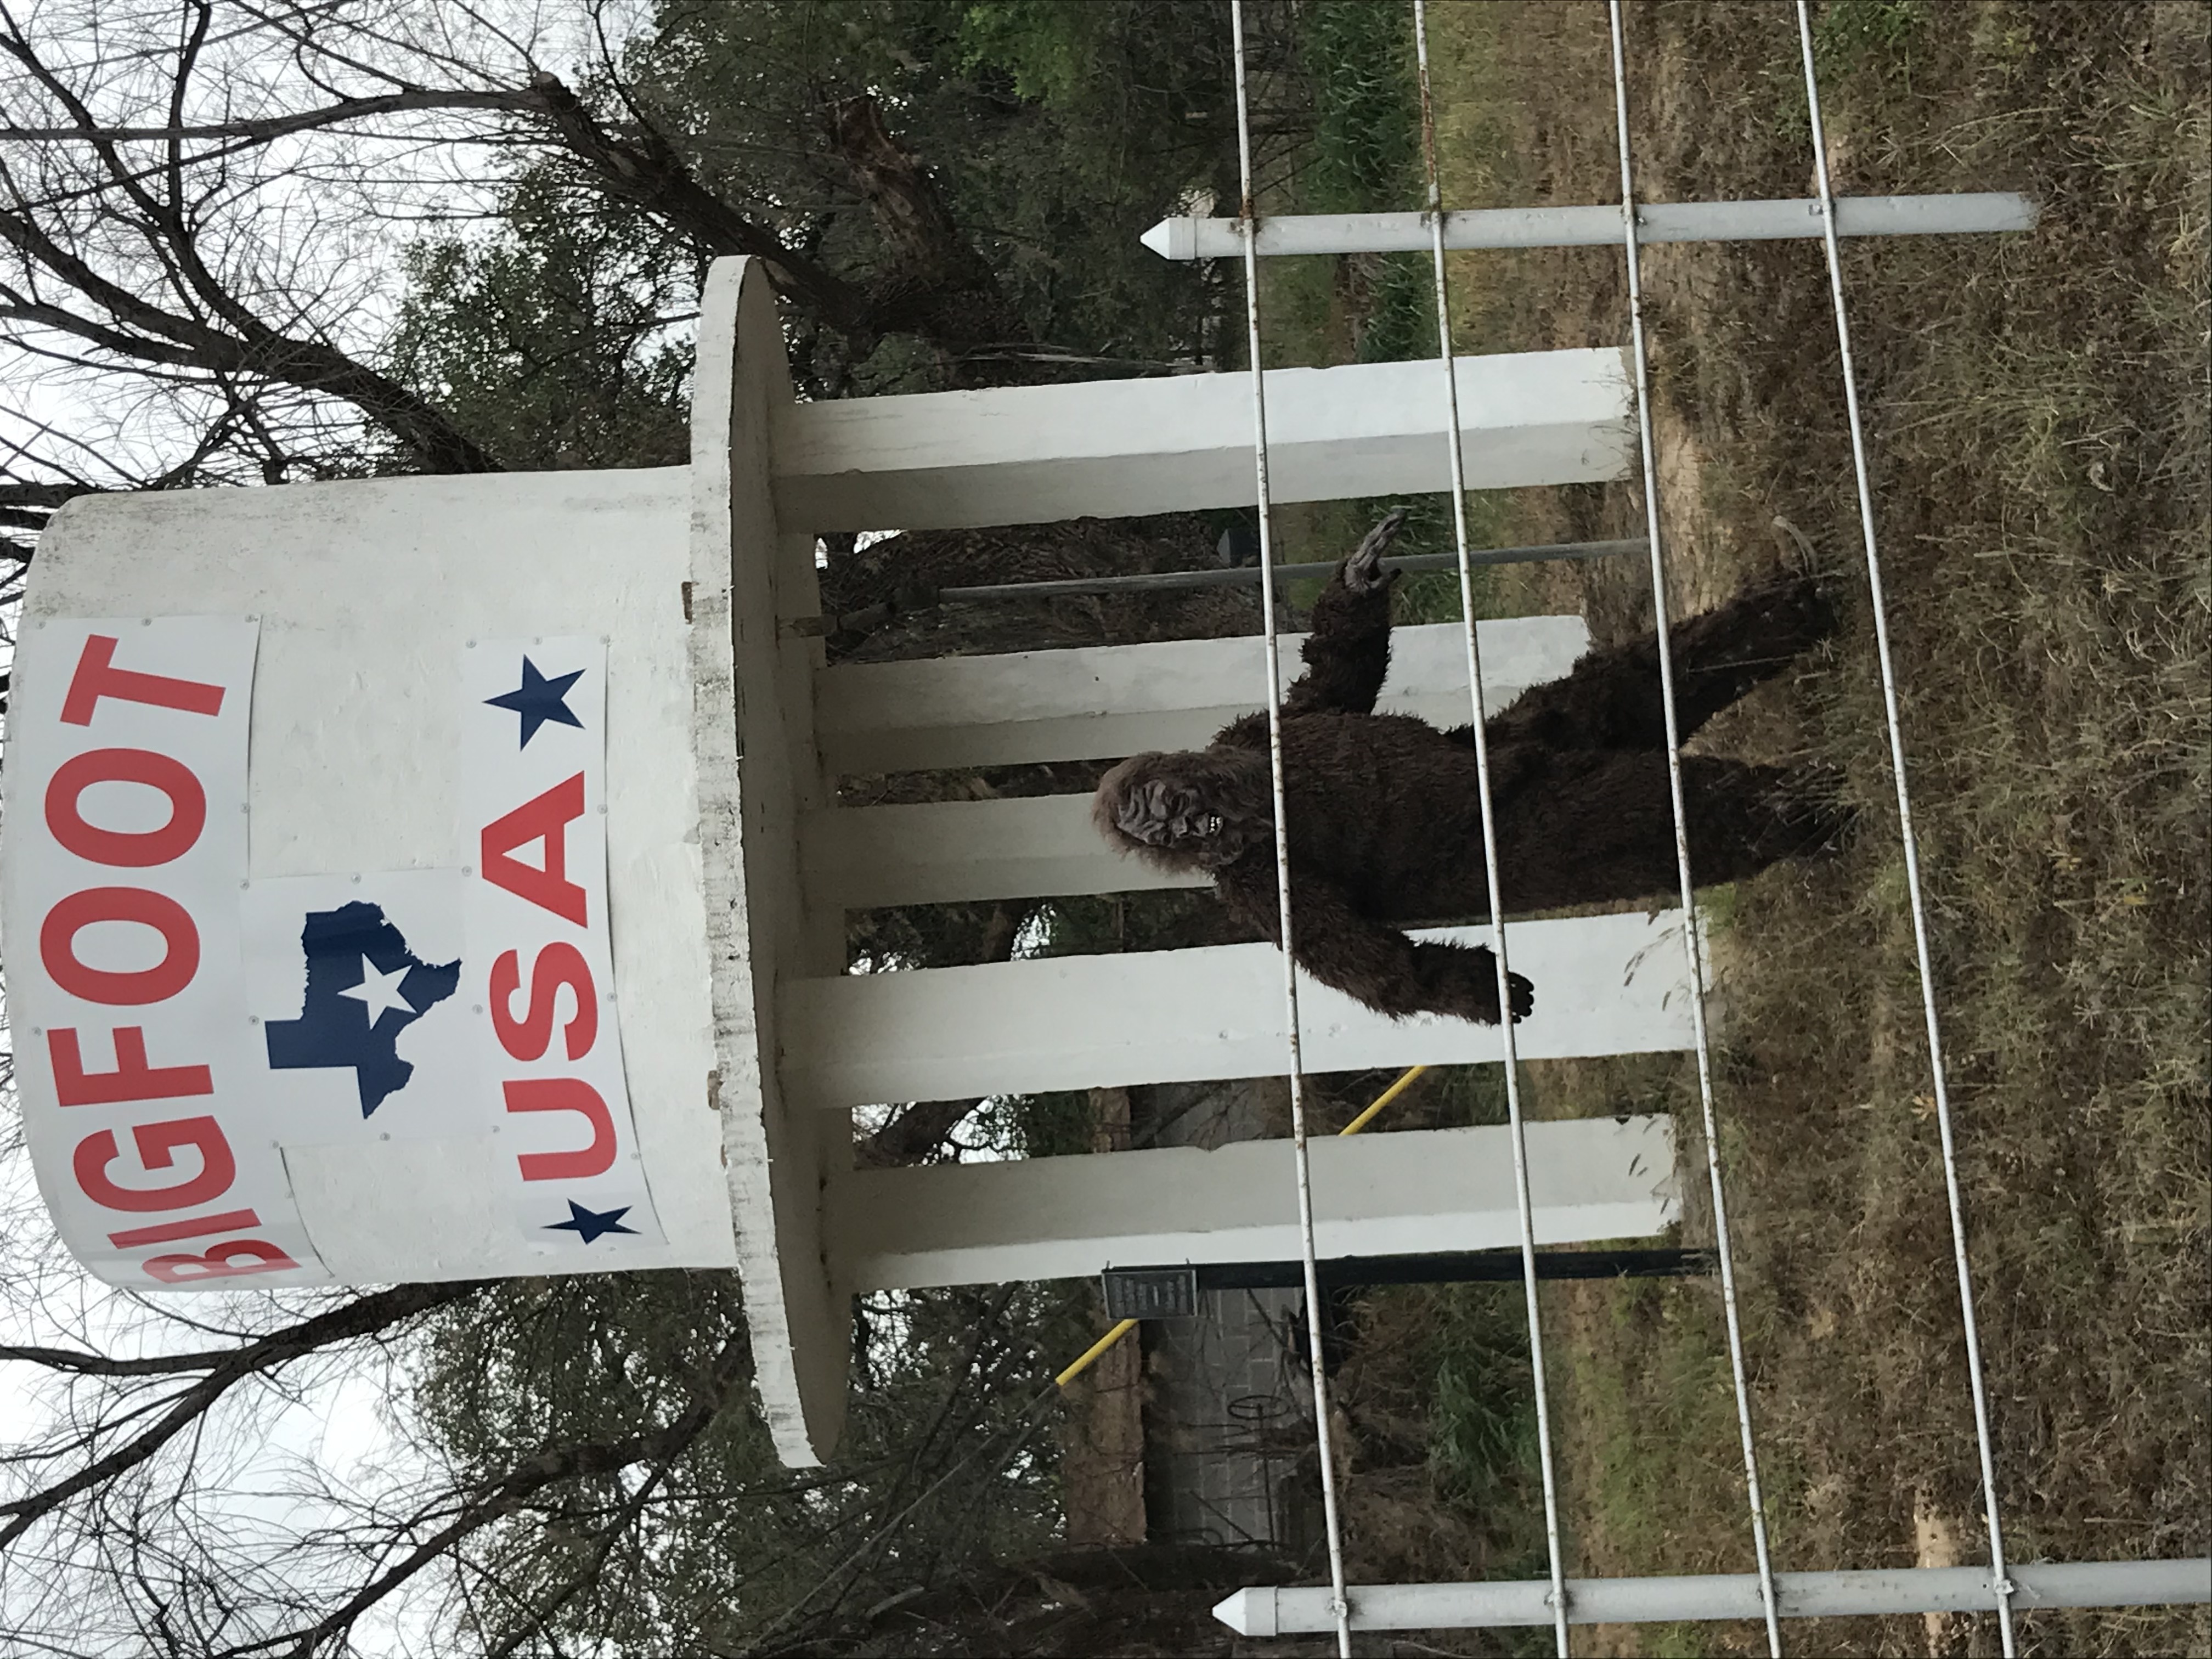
[4,618,331,1287]
[460,638,663,1254]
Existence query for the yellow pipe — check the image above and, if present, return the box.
[1053,1065,1430,1387]
[1339,1064,1427,1137]
[1057,1318,1139,1387]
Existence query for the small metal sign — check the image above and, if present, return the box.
[1101,1265,1200,1320]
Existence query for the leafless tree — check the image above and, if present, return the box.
[0,0,1064,545]
[0,7,1283,1649]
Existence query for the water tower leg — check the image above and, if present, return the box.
[827,1116,1677,1291]
[771,349,1632,533]
[783,909,1700,1109]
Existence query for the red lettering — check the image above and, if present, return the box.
[503,1078,614,1180]
[48,1026,212,1105]
[41,887,199,1005]
[108,1208,260,1249]
[490,943,597,1063]
[46,747,206,867]
[61,634,225,726]
[479,774,588,926]
[74,1116,237,1212]
[144,1239,298,1285]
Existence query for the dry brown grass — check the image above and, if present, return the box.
[1321,4,2211,1655]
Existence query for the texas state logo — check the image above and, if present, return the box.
[240,868,471,1146]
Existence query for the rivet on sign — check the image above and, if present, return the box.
[380,1132,391,1142]
[597,805,607,815]
[352,874,362,884]
[466,639,476,648]
[248,1015,259,1025]
[461,865,473,877]
[141,618,152,626]
[240,804,249,812]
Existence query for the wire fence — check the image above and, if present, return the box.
[1600,0,1782,1647]
[1216,1,2029,1652]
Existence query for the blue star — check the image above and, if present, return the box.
[545,1200,637,1244]
[485,656,584,748]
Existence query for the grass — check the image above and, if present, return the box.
[1280,3,2209,1655]
[1251,0,1548,620]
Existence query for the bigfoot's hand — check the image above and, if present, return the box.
[1505,968,1536,1023]
[1343,509,1407,595]
[1457,946,1535,1025]
[1426,943,1536,1026]
[1320,930,1536,1026]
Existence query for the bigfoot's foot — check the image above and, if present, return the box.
[1483,570,1842,754]
[1684,759,1855,879]
[1663,572,1842,727]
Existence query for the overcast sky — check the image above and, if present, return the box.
[1,6,657,1651]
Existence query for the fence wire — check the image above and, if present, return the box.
[1227,4,1354,1652]
[1408,3,1571,1652]
[1792,3,2019,1649]
[1602,2,1785,1650]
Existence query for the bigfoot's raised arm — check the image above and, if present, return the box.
[1276,510,1406,721]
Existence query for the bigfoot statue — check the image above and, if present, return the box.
[1092,514,1847,1025]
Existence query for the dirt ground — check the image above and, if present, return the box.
[1319,4,2208,1656]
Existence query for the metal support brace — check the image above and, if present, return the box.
[1215,1560,2212,1636]
[1142,193,2037,260]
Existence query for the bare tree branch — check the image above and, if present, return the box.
[0,1282,484,1547]
[0,88,524,144]
[228,1330,750,1659]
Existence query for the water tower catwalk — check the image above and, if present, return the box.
[3,256,1694,1467]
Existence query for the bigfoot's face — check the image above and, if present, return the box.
[1092,750,1271,872]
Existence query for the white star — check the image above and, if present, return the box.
[340,957,417,1026]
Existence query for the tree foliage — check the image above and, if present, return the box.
[0,3,1329,1652]
[405,1272,1084,1655]
[384,169,699,471]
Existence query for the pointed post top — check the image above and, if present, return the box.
[1141,216,1198,260]
[1213,1587,1277,1637]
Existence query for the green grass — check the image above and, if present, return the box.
[1254,0,1548,619]
[1301,0,1418,211]
[1178,15,2204,1651]
[1321,5,2210,1655]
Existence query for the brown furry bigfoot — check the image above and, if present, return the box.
[1092,514,1847,1026]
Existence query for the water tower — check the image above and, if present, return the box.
[3,256,1691,1465]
